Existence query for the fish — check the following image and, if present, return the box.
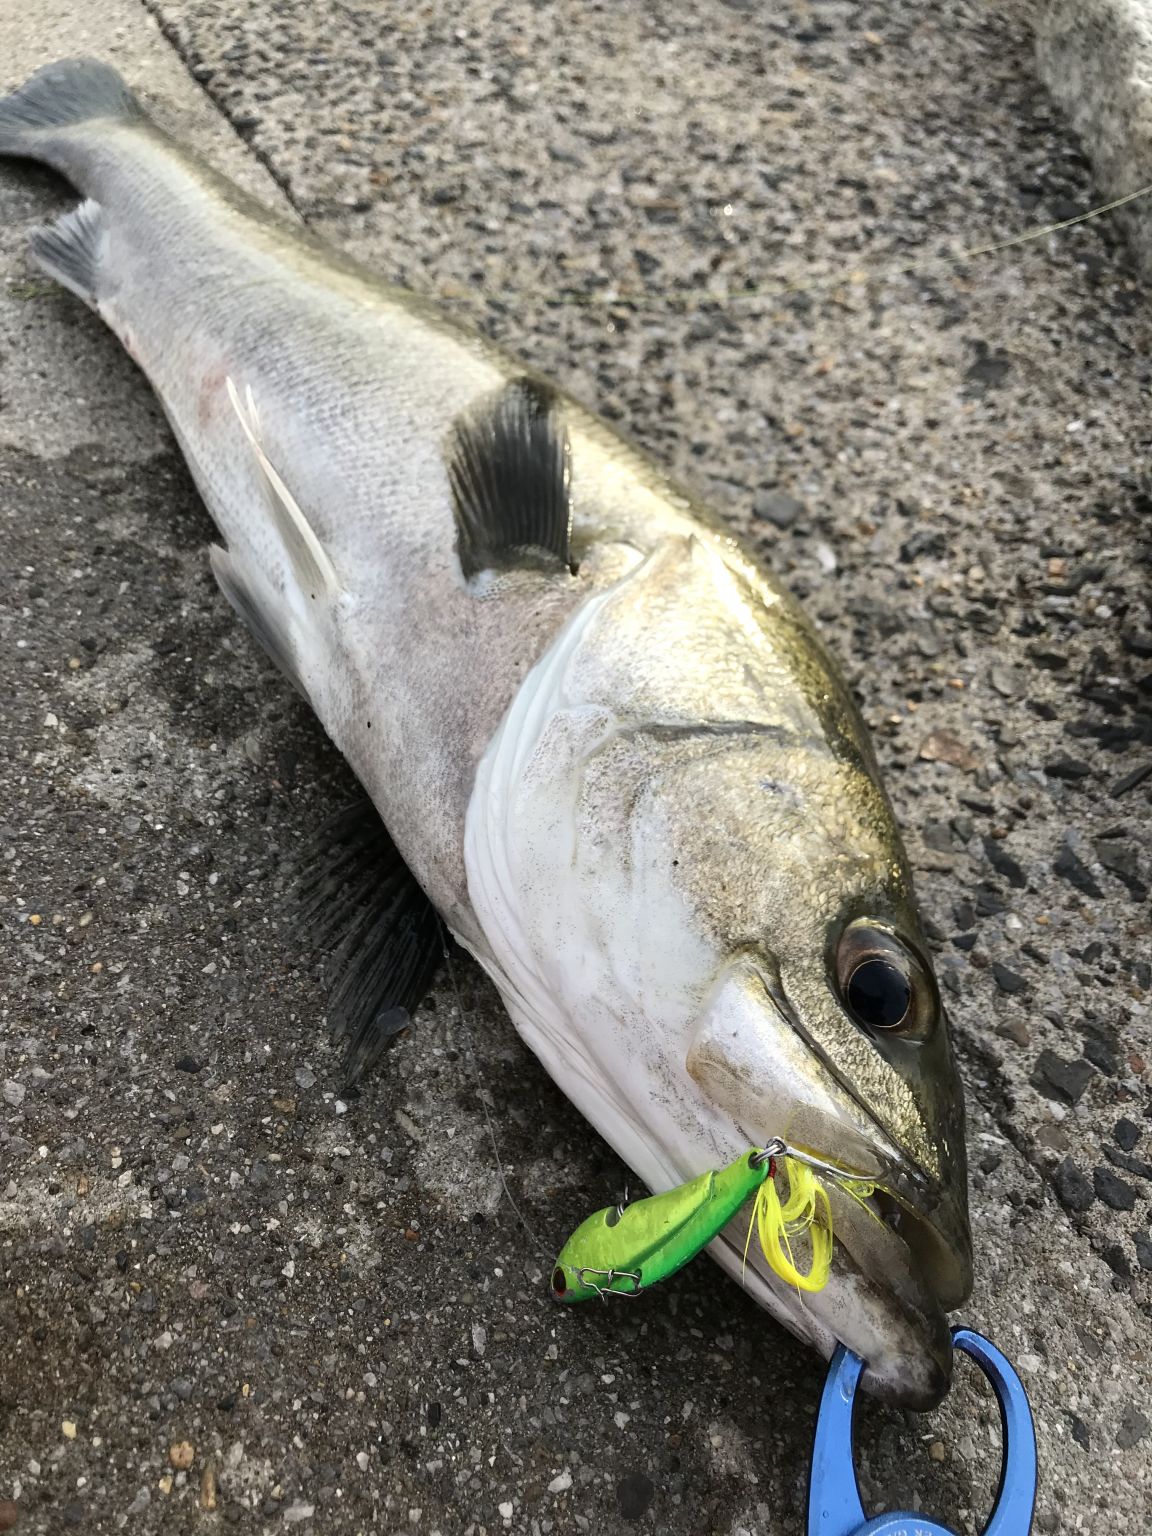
[0,58,972,1406]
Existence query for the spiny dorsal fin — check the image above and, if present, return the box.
[226,377,339,601]
[293,800,442,1088]
[447,376,573,580]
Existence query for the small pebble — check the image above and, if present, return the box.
[1050,1157,1095,1214]
[1116,1407,1149,1451]
[168,1441,195,1471]
[752,489,806,529]
[1093,1167,1136,1211]
[1113,1117,1141,1152]
[918,731,980,772]
[617,1471,654,1521]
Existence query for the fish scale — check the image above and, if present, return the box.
[0,56,972,1407]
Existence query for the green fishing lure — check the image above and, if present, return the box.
[552,1139,866,1301]
[551,1145,778,1302]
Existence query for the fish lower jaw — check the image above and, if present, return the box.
[712,1223,952,1409]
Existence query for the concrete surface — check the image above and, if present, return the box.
[1,1,1151,1532]
[1027,0,1152,277]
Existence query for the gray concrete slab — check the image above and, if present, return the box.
[1,1,1150,1533]
[1026,0,1152,277]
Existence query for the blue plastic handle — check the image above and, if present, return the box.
[808,1327,1037,1536]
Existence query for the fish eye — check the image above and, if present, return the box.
[834,921,936,1039]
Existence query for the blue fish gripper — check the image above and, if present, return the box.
[808,1327,1037,1536]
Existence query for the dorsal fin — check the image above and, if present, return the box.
[447,377,573,580]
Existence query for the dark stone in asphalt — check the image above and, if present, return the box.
[1030,1051,1094,1106]
[618,1471,656,1522]
[1094,838,1146,897]
[983,836,1027,888]
[1065,1411,1091,1450]
[1044,755,1093,781]
[1115,1407,1150,1451]
[1102,1242,1132,1279]
[991,961,1029,995]
[1081,1025,1122,1078]
[752,488,805,529]
[1113,1117,1141,1153]
[1053,842,1103,898]
[900,526,948,560]
[1051,1157,1095,1214]
[1104,1145,1152,1182]
[1093,1168,1137,1212]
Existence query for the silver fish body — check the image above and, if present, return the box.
[0,60,971,1405]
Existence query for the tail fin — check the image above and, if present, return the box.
[0,58,140,158]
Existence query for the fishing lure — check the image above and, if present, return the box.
[552,1140,872,1301]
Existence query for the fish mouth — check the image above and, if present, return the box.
[700,1124,969,1407]
[710,1186,956,1408]
[686,957,972,1408]
[712,1128,966,1407]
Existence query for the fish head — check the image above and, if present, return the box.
[465,531,971,1406]
[652,717,971,1408]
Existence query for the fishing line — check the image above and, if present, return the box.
[433,179,1152,313]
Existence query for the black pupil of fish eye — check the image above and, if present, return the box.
[845,957,912,1030]
[551,1267,567,1294]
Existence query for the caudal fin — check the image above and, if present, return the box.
[0,60,143,308]
[0,57,140,159]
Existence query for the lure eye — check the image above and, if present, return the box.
[551,1266,567,1296]
[835,922,936,1040]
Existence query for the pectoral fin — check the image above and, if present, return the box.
[226,376,339,601]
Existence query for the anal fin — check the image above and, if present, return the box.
[30,198,107,305]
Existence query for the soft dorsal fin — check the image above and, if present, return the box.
[447,376,573,580]
[226,376,339,601]
[293,800,442,1088]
